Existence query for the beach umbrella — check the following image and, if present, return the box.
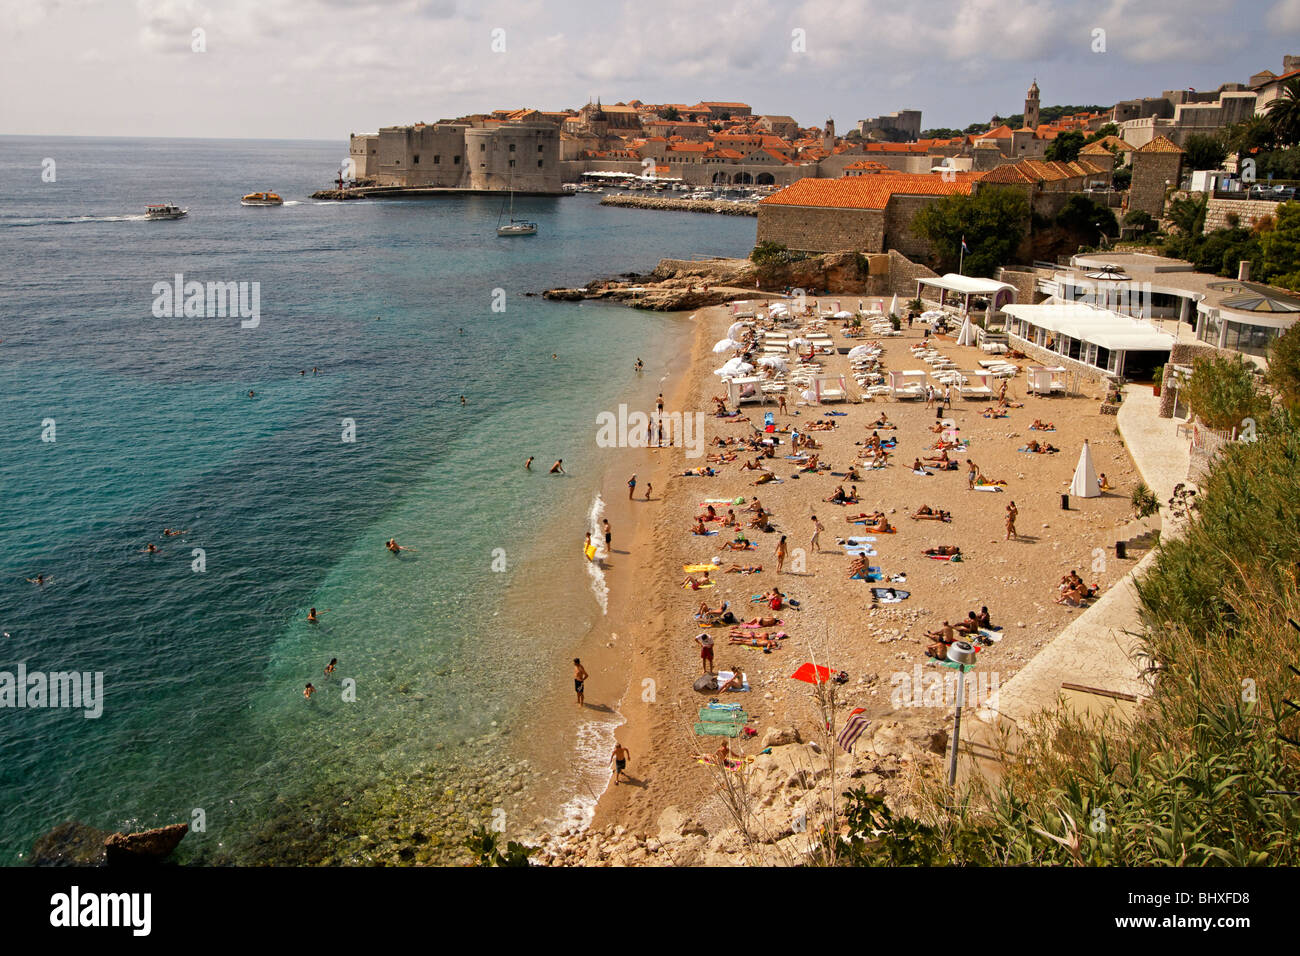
[790,337,810,347]
[889,294,899,316]
[791,662,835,684]
[713,337,739,354]
[921,310,947,322]
[955,316,976,347]
[1070,439,1099,498]
[847,344,874,359]
[801,388,817,403]
[834,310,852,318]
[727,322,747,340]
[758,356,788,370]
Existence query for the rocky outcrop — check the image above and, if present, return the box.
[104,823,190,866]
[600,196,758,216]
[538,720,945,866]
[30,821,189,867]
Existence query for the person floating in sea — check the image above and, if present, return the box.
[386,538,415,555]
[248,390,255,398]
[25,574,49,586]
[140,543,158,555]
[634,358,644,373]
[525,456,534,470]
[460,395,467,405]
[307,607,326,623]
[611,741,631,786]
[162,528,188,537]
[573,658,588,707]
[324,658,337,678]
[550,459,565,474]
[304,683,315,700]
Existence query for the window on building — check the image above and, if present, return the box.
[538,160,544,168]
[538,144,544,153]
[509,159,515,168]
[1223,321,1280,358]
[1095,346,1110,370]
[454,156,461,164]
[480,143,486,152]
[413,154,420,164]
[509,143,516,152]
[433,155,440,164]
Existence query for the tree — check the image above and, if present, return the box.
[1167,193,1208,238]
[1258,201,1300,290]
[1267,322,1300,414]
[1124,209,1155,232]
[912,188,1030,277]
[1266,78,1300,147]
[1226,115,1276,158]
[1055,195,1119,239]
[1111,167,1132,191]
[662,106,681,122]
[1045,130,1086,163]
[1182,353,1268,432]
[1182,133,1229,172]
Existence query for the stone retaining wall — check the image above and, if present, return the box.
[1203,196,1280,232]
[600,195,757,216]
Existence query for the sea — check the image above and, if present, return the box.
[0,136,756,864]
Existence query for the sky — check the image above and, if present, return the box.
[3,0,1300,142]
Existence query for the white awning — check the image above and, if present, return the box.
[918,274,1017,297]
[1003,303,1174,352]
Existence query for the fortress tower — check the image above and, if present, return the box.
[823,118,836,151]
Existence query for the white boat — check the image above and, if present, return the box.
[145,203,187,220]
[496,178,537,237]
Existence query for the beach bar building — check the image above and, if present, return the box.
[1002,302,1174,380]
[915,274,1017,318]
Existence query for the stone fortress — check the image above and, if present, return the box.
[348,119,563,194]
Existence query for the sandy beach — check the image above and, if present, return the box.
[550,298,1146,856]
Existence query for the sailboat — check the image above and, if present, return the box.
[496,174,537,237]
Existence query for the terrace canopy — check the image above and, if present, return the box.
[1003,303,1174,378]
[915,274,1017,316]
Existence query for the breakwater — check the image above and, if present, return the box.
[599,195,758,216]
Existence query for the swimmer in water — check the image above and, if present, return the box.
[386,538,415,554]
[525,456,534,470]
[552,353,557,360]
[304,683,315,700]
[25,574,49,586]
[550,459,565,474]
[307,607,321,623]
[635,358,644,372]
[248,390,255,398]
[324,658,337,677]
[460,395,467,405]
[162,528,188,537]
[140,543,158,554]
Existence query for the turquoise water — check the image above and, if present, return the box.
[0,136,756,862]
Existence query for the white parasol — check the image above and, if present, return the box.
[889,294,899,315]
[955,316,976,347]
[713,338,740,354]
[1069,439,1099,498]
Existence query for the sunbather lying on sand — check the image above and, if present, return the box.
[729,634,781,648]
[910,505,951,521]
[1023,440,1059,454]
[923,450,951,464]
[824,485,855,504]
[722,537,755,551]
[681,572,712,589]
[982,407,1009,419]
[754,472,777,485]
[683,467,718,476]
[737,616,781,628]
[798,455,822,473]
[695,601,729,620]
[868,415,896,429]
[723,564,763,574]
[739,458,764,471]
[707,452,738,463]
[807,421,836,431]
[975,476,1008,486]
[923,545,961,557]
[1030,420,1055,430]
[859,516,894,533]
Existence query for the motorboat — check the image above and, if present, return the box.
[241,191,284,206]
[145,203,187,220]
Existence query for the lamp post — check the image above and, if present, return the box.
[946,640,976,789]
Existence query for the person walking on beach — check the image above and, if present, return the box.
[644,481,652,500]
[1005,501,1019,541]
[776,534,788,574]
[810,515,824,554]
[611,742,631,786]
[573,658,588,707]
[695,631,715,674]
[550,459,565,474]
[627,474,637,499]
[942,384,952,411]
[924,384,935,408]
[966,459,978,491]
[525,456,534,470]
[777,394,788,415]
[602,518,612,551]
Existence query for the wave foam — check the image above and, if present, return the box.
[586,492,608,614]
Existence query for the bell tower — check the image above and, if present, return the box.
[1024,79,1040,130]
[823,118,835,150]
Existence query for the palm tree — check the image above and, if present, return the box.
[1266,78,1300,148]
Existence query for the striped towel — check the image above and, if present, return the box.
[836,708,869,754]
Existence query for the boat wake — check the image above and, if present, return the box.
[586,492,609,614]
[282,200,303,206]
[3,214,148,227]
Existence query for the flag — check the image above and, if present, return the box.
[960,236,969,253]
[837,708,869,753]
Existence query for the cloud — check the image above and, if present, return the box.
[137,0,211,54]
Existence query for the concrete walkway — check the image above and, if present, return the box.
[960,385,1193,786]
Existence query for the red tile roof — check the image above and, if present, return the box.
[760,173,978,211]
[1135,135,1184,154]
